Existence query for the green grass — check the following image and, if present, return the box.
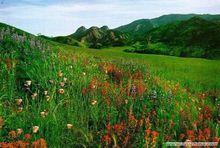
[59,44,220,92]
[1,36,219,147]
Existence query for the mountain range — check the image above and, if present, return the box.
[1,13,220,58]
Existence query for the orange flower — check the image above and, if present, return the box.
[102,134,111,144]
[151,131,159,138]
[31,138,47,148]
[8,130,17,138]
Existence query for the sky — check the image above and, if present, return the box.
[0,0,220,36]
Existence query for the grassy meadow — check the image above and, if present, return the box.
[0,32,219,147]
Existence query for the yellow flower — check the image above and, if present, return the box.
[32,126,39,133]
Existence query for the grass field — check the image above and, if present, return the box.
[1,40,219,147]
[60,44,220,92]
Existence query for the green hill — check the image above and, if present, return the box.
[125,17,220,59]
[115,14,220,42]
[50,26,128,49]
[115,19,154,41]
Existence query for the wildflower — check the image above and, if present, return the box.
[58,89,65,94]
[24,133,31,140]
[151,131,159,138]
[125,99,128,104]
[32,126,39,133]
[46,95,50,101]
[49,80,54,84]
[83,72,86,76]
[91,100,97,105]
[58,70,63,77]
[70,66,73,69]
[31,93,38,100]
[63,77,67,82]
[67,124,73,129]
[102,134,111,144]
[44,91,48,95]
[101,89,107,95]
[31,138,47,148]
[82,88,88,94]
[40,111,48,118]
[113,123,124,134]
[25,80,32,86]
[187,130,195,141]
[18,107,23,113]
[17,128,23,135]
[15,98,23,105]
[8,130,17,138]
[60,82,65,87]
[179,133,185,140]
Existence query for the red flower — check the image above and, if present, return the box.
[179,134,185,140]
[102,134,111,144]
[187,130,195,141]
[24,134,31,140]
[101,89,107,95]
[82,88,88,94]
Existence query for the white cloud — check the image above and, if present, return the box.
[0,0,219,36]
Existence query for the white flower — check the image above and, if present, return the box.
[15,98,22,105]
[31,93,38,100]
[45,95,51,101]
[63,77,67,82]
[91,100,97,105]
[32,126,39,133]
[67,124,73,129]
[26,80,32,86]
[17,128,23,135]
[44,91,48,95]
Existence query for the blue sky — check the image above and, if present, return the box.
[0,0,220,36]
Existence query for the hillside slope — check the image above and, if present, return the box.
[52,26,128,48]
[115,14,220,42]
[125,17,220,59]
